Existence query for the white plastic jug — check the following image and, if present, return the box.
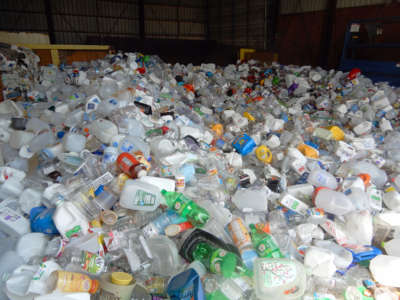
[307,168,338,190]
[314,188,355,216]
[53,201,89,238]
[120,180,162,211]
[16,233,49,263]
[370,255,400,287]
[0,198,31,237]
[139,176,175,193]
[90,118,118,144]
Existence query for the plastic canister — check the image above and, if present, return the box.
[99,272,136,300]
[16,233,49,263]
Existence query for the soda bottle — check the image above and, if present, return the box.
[192,242,240,278]
[160,190,209,227]
[249,224,283,258]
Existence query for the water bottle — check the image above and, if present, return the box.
[142,210,187,238]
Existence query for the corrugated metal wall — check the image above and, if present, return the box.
[280,0,390,14]
[209,0,272,50]
[0,0,207,44]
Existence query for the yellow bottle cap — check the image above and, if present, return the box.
[255,145,272,164]
[111,272,133,286]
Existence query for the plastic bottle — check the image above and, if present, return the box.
[227,217,258,269]
[161,190,209,227]
[249,224,283,258]
[369,255,400,287]
[307,167,338,189]
[116,152,147,179]
[46,270,99,294]
[58,248,106,275]
[314,187,355,216]
[192,242,241,278]
[120,180,163,211]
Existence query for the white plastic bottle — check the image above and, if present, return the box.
[383,239,400,257]
[314,188,355,216]
[370,255,400,287]
[120,180,163,211]
[307,168,338,190]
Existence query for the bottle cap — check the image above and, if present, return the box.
[111,272,133,286]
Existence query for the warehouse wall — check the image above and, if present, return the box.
[277,1,400,68]
[0,0,207,43]
[208,0,279,51]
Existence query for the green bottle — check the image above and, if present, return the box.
[249,224,283,258]
[161,190,209,227]
[272,76,280,86]
[192,242,238,278]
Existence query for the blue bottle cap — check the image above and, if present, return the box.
[94,185,104,197]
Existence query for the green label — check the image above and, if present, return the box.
[256,235,282,258]
[65,225,81,238]
[135,190,157,207]
[172,197,188,215]
[209,248,228,275]
[80,251,104,274]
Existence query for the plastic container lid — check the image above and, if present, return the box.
[111,272,133,286]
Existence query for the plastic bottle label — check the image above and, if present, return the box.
[255,235,282,258]
[228,218,252,250]
[80,251,105,274]
[135,189,157,207]
[210,249,228,275]
[56,271,95,293]
[65,225,82,239]
[259,261,297,288]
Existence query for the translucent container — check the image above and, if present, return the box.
[253,258,306,300]
[120,180,162,211]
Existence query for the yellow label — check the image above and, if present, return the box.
[56,271,94,293]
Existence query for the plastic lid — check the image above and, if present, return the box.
[221,252,238,278]
[111,272,133,286]
[165,224,181,237]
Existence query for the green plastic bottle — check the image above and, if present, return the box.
[192,242,238,278]
[160,190,209,227]
[249,224,283,258]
